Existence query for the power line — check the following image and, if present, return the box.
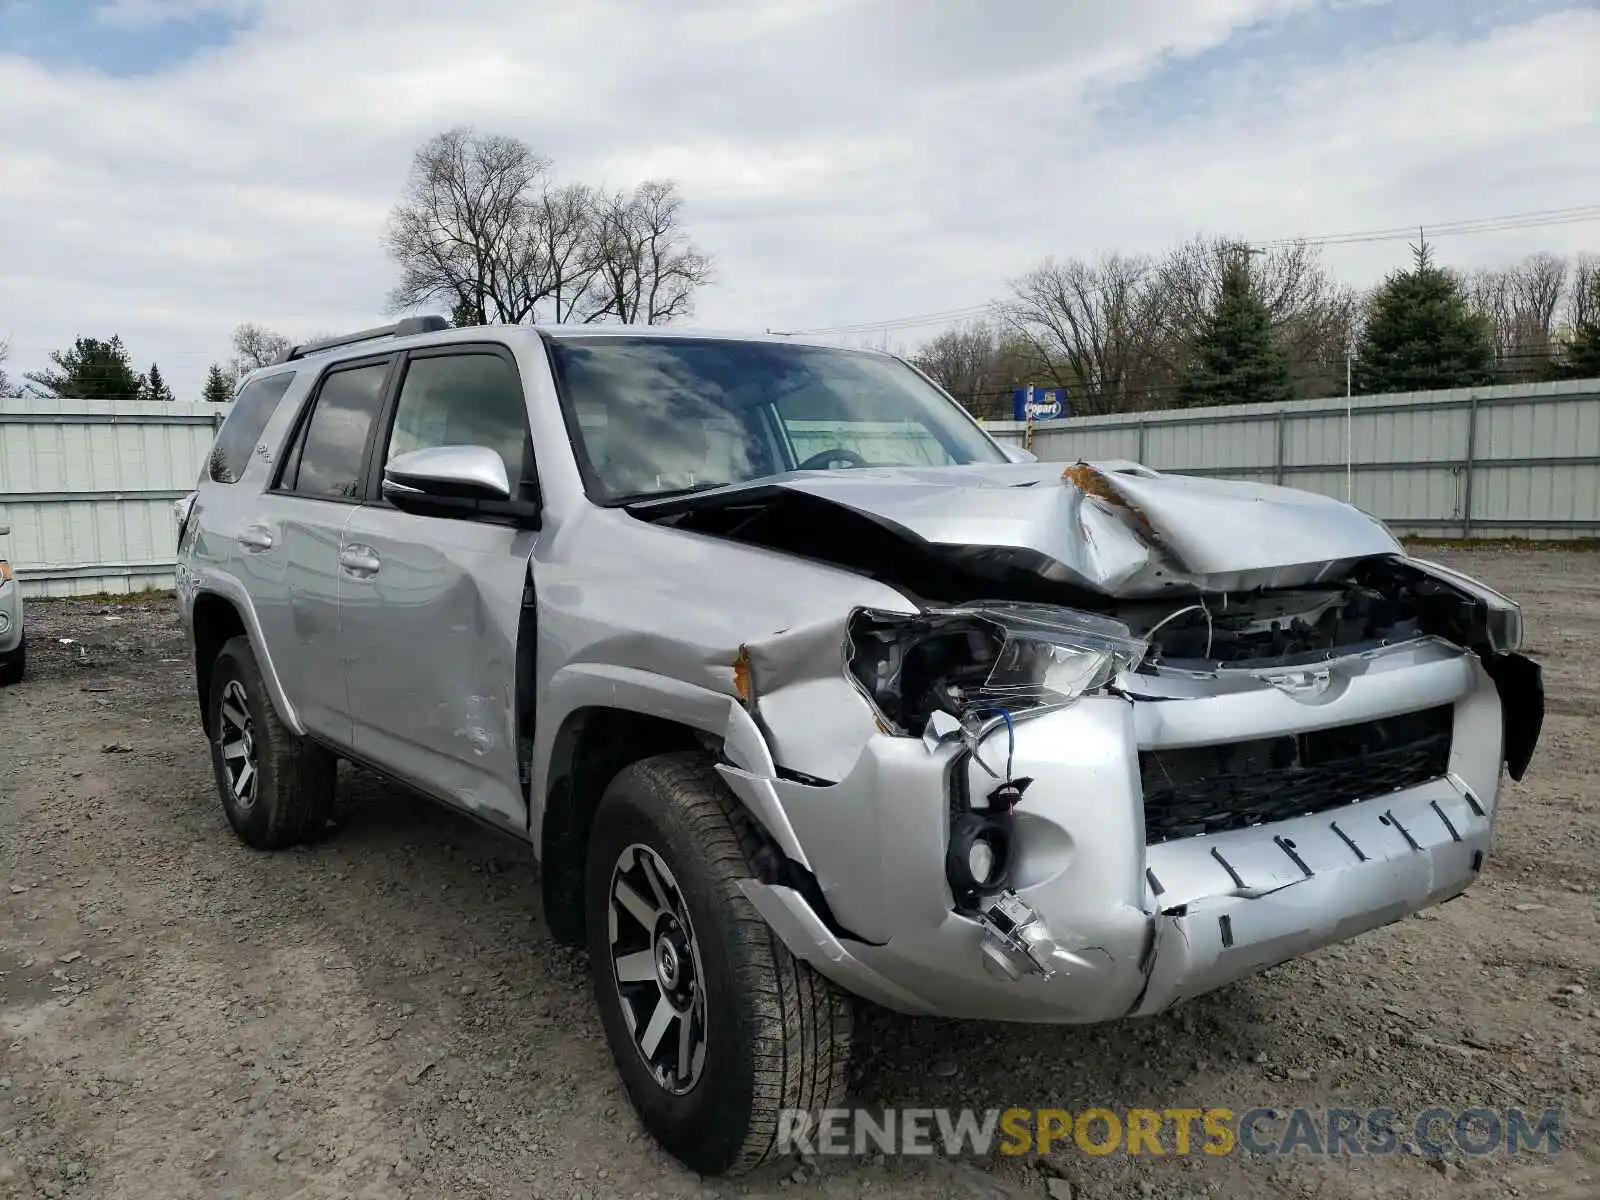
[1260,204,1600,249]
[778,303,998,338]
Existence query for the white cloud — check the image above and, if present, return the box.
[0,0,1597,399]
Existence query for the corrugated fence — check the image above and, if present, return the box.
[2,379,1597,596]
[984,378,1600,540]
[0,398,228,597]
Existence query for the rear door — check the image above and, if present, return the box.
[340,344,538,833]
[240,354,396,750]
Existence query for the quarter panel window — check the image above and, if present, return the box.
[209,372,295,483]
[385,353,531,490]
[286,361,390,498]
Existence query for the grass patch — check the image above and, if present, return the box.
[31,588,176,606]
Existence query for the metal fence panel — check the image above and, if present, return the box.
[0,398,227,596]
[4,381,1599,601]
[985,378,1600,539]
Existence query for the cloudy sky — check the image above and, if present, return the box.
[2,0,1598,401]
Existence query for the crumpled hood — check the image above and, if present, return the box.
[638,459,1403,598]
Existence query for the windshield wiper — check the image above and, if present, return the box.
[613,481,730,507]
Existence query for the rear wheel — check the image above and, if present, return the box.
[206,635,334,849]
[585,752,852,1176]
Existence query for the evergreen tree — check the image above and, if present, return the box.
[23,335,145,399]
[144,362,176,402]
[202,363,235,403]
[1551,323,1600,380]
[1176,258,1294,408]
[0,339,20,398]
[1353,240,1494,394]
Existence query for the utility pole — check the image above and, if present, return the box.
[1227,242,1267,281]
[1344,342,1355,502]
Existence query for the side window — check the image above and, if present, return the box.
[279,360,391,499]
[208,372,295,483]
[384,352,530,492]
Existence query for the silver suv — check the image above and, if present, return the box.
[175,318,1543,1175]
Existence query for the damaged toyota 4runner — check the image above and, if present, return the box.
[175,318,1544,1176]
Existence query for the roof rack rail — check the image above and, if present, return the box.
[275,315,450,364]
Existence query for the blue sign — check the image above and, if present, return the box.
[1012,386,1069,422]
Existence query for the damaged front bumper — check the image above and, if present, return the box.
[726,637,1531,1023]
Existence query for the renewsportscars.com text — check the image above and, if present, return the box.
[777,1106,1563,1159]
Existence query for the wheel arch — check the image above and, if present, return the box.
[538,705,713,945]
[189,584,304,738]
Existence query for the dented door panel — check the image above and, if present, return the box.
[341,505,536,832]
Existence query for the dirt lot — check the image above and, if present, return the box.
[1,547,1597,1200]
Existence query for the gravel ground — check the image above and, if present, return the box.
[1,547,1597,1200]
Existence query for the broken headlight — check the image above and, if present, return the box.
[1406,558,1523,653]
[846,602,1148,734]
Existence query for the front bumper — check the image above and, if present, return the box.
[729,638,1517,1023]
[0,581,23,656]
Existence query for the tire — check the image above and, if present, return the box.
[585,752,852,1177]
[206,634,334,850]
[0,634,23,686]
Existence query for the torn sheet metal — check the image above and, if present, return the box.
[1089,468,1401,582]
[738,614,884,783]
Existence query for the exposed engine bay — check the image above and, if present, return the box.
[844,555,1525,732]
[635,461,1542,790]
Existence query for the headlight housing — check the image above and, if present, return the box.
[847,602,1147,734]
[1406,558,1523,653]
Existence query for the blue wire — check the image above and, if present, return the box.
[966,703,1017,783]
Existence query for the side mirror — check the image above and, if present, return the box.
[383,446,538,526]
[999,443,1038,463]
[385,445,511,502]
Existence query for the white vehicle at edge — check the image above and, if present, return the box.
[0,524,24,686]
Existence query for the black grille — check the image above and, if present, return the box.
[1140,706,1454,844]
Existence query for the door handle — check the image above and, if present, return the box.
[238,524,274,552]
[339,544,381,576]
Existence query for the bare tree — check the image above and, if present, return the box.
[589,181,715,325]
[1508,253,1566,373]
[1000,253,1163,414]
[1465,267,1512,359]
[384,127,551,325]
[911,321,1047,417]
[531,183,605,323]
[912,321,997,404]
[384,130,713,327]
[231,322,291,374]
[1468,254,1567,380]
[1567,254,1600,332]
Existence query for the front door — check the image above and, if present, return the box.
[341,344,538,833]
[240,356,396,750]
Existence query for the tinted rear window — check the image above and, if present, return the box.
[208,373,296,484]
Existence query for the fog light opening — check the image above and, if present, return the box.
[946,812,1013,904]
[968,838,997,888]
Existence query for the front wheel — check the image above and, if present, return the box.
[206,635,334,849]
[585,753,852,1176]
